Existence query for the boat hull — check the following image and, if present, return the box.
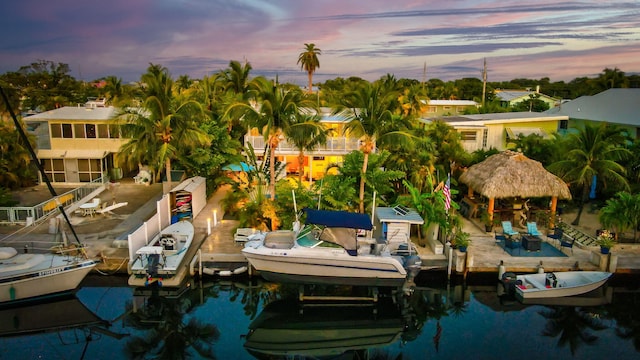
[0,259,97,304]
[242,247,408,287]
[515,271,612,300]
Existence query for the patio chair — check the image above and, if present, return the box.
[547,227,564,246]
[527,222,542,237]
[501,221,519,238]
[560,237,575,255]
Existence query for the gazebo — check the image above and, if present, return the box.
[458,150,571,229]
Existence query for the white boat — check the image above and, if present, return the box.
[515,271,612,300]
[0,86,97,305]
[129,220,194,285]
[241,209,422,287]
[244,298,406,358]
[0,247,97,304]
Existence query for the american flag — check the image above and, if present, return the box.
[443,174,451,213]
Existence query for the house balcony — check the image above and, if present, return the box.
[244,135,363,156]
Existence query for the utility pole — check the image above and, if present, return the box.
[482,58,487,109]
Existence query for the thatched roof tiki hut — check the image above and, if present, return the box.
[459,150,571,229]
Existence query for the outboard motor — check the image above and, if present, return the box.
[405,255,422,279]
[147,254,160,278]
[500,272,518,297]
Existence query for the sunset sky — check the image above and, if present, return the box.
[1,0,638,85]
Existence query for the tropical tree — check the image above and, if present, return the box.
[118,64,210,191]
[297,43,321,94]
[283,111,329,183]
[336,81,413,213]
[599,191,640,242]
[226,76,317,209]
[548,123,631,225]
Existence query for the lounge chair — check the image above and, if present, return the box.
[527,222,542,237]
[501,221,519,238]
[560,237,575,255]
[547,227,564,245]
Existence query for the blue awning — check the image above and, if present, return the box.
[304,208,373,230]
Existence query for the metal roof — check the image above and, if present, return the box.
[375,206,424,224]
[545,88,640,126]
[24,106,118,121]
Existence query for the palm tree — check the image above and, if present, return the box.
[539,306,608,356]
[599,191,640,242]
[548,123,631,225]
[118,64,210,192]
[336,81,412,213]
[226,77,316,209]
[297,43,321,94]
[283,111,328,183]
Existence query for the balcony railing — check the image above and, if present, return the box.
[245,136,363,155]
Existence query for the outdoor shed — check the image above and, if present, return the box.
[373,206,424,243]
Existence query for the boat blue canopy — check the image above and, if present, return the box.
[304,209,373,230]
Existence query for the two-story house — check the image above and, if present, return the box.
[23,99,129,184]
[244,107,362,182]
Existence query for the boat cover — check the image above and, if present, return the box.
[304,209,373,230]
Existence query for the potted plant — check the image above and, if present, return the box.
[480,210,494,232]
[596,229,615,254]
[453,230,471,252]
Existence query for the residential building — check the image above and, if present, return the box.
[545,88,640,139]
[23,99,129,184]
[421,100,478,117]
[495,88,560,109]
[244,107,361,182]
[420,112,568,153]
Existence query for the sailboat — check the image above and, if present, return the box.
[0,86,97,304]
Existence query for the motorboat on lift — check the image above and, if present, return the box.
[129,220,194,286]
[241,209,422,287]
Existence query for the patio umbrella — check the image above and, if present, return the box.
[222,162,254,172]
[459,150,571,228]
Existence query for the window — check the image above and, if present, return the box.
[427,106,436,113]
[77,159,102,182]
[313,156,325,161]
[42,159,65,182]
[51,123,73,138]
[85,124,96,138]
[98,124,109,138]
[482,129,488,148]
[460,131,477,141]
[74,123,85,138]
[456,106,465,113]
[443,106,452,111]
[559,120,568,130]
[109,124,121,138]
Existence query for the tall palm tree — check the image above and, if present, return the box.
[283,111,328,183]
[226,77,316,207]
[118,64,210,192]
[297,43,321,94]
[548,123,631,225]
[336,81,412,213]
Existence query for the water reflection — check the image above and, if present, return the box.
[125,285,220,359]
[0,277,639,359]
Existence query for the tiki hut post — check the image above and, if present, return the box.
[549,196,558,229]
[488,197,495,221]
[468,187,474,198]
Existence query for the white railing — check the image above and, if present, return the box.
[244,136,362,155]
[0,177,107,225]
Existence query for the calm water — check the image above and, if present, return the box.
[1,274,639,360]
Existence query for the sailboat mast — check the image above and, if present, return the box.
[0,86,82,245]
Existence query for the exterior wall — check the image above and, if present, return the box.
[456,119,563,152]
[423,104,477,117]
